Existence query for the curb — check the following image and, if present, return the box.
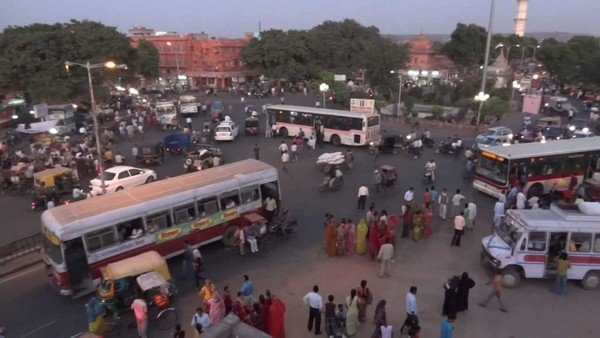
[0,258,42,279]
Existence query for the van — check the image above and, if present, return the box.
[481,203,600,290]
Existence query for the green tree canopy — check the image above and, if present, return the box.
[135,39,160,79]
[241,19,408,98]
[537,36,600,86]
[0,20,140,103]
[441,23,487,68]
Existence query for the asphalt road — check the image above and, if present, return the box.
[0,93,598,338]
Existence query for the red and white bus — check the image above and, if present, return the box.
[473,137,600,199]
[267,104,380,146]
[42,159,280,296]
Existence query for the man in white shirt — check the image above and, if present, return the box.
[451,212,466,247]
[357,185,369,211]
[404,187,414,206]
[425,159,437,181]
[264,196,278,224]
[401,286,418,333]
[493,196,506,228]
[131,298,148,338]
[451,189,465,217]
[281,151,290,171]
[377,239,394,278]
[115,153,125,165]
[516,190,526,209]
[303,285,323,335]
[291,143,298,162]
[190,306,210,335]
[466,202,477,229]
[278,141,288,154]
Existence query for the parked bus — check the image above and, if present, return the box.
[481,203,600,290]
[266,104,380,146]
[473,138,600,199]
[178,95,198,115]
[42,159,280,296]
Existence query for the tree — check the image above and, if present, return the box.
[0,20,136,102]
[482,97,510,119]
[441,23,487,68]
[135,40,159,79]
[536,36,600,86]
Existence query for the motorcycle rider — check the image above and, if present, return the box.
[422,129,433,147]
[410,137,423,157]
[425,159,437,182]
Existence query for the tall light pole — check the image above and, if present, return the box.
[65,60,127,195]
[166,41,181,91]
[477,0,496,126]
[319,83,329,108]
[390,70,403,116]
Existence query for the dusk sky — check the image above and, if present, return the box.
[1,0,598,37]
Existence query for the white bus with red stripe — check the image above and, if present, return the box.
[41,159,280,296]
[481,203,600,290]
[267,104,380,146]
[473,137,600,199]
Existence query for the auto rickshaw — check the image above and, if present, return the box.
[244,117,260,135]
[97,251,177,329]
[33,167,77,194]
[136,142,165,165]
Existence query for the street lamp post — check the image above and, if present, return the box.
[390,70,403,116]
[65,60,127,195]
[166,41,181,92]
[319,83,329,108]
[476,0,496,126]
[510,80,521,109]
[475,91,490,123]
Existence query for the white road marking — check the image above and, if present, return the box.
[0,264,42,284]
[20,320,56,337]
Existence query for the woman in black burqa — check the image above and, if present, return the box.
[442,276,459,316]
[456,272,476,312]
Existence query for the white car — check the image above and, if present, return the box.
[90,165,157,195]
[476,126,513,148]
[214,121,239,141]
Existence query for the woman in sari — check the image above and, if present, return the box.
[401,205,413,238]
[346,219,356,255]
[325,216,337,256]
[422,202,433,238]
[267,296,286,338]
[345,289,360,336]
[368,222,380,260]
[411,210,423,242]
[336,218,347,255]
[207,291,226,325]
[232,291,248,319]
[199,279,216,312]
[372,299,387,338]
[356,219,368,255]
[357,280,371,323]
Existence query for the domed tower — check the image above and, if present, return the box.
[514,0,528,37]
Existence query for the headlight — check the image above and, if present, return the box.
[508,133,513,139]
[569,126,575,131]
[406,135,412,140]
[583,127,589,133]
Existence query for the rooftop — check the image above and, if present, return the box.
[482,137,600,160]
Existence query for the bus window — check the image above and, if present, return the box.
[220,190,240,210]
[349,118,362,131]
[367,116,379,127]
[570,233,592,252]
[85,227,117,253]
[594,234,600,253]
[116,218,145,242]
[527,232,547,251]
[147,211,173,230]
[197,196,219,217]
[241,185,260,205]
[174,203,197,225]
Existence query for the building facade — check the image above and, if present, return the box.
[403,34,456,84]
[130,28,259,90]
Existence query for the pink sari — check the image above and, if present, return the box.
[208,292,226,325]
[346,222,356,255]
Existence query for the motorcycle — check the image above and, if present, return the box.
[421,135,435,148]
[269,209,297,236]
[438,139,463,156]
[319,175,343,192]
[423,170,434,183]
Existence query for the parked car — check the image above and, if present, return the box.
[535,116,561,129]
[476,126,513,148]
[571,130,596,138]
[541,126,564,140]
[90,165,157,195]
[214,120,239,141]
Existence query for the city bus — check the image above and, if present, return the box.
[473,137,600,199]
[266,104,380,146]
[42,159,280,296]
[178,95,198,115]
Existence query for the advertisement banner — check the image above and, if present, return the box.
[155,208,240,244]
[350,98,375,114]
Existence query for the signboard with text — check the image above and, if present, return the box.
[350,98,375,114]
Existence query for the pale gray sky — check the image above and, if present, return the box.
[1,0,598,37]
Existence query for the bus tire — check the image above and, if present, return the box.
[581,271,600,290]
[279,127,288,137]
[527,183,543,199]
[330,134,341,146]
[501,266,521,288]
[222,225,238,247]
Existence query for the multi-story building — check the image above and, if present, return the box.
[130,28,259,90]
[404,34,456,84]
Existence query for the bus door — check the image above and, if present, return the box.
[260,181,280,208]
[546,232,568,276]
[64,238,90,295]
[518,231,548,278]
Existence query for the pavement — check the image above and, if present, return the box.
[0,93,598,338]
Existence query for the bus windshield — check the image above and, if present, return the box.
[180,97,197,104]
[495,219,522,248]
[476,156,508,186]
[43,236,63,264]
